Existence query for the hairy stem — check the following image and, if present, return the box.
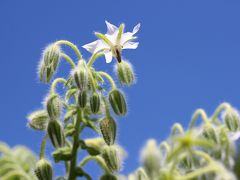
[61,53,76,68]
[87,52,104,67]
[68,108,82,180]
[98,71,117,89]
[50,78,67,94]
[39,134,48,159]
[55,40,82,60]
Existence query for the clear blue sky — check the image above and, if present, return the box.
[1,0,240,178]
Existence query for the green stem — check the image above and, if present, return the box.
[61,53,76,68]
[95,33,114,47]
[88,69,97,91]
[39,134,48,159]
[68,108,82,180]
[102,95,111,117]
[189,109,210,129]
[211,102,231,123]
[87,52,104,67]
[159,141,170,155]
[55,40,82,60]
[79,156,111,174]
[171,123,184,136]
[50,78,67,94]
[98,71,116,89]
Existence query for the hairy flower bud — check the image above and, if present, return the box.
[78,90,87,109]
[52,146,72,163]
[83,137,106,156]
[27,110,49,131]
[108,89,127,116]
[38,43,61,83]
[224,109,240,132]
[90,92,101,114]
[46,94,62,120]
[100,174,117,180]
[34,159,53,180]
[202,126,218,144]
[102,146,121,172]
[47,120,65,148]
[115,60,135,86]
[73,60,88,90]
[100,116,117,146]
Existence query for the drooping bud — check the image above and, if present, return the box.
[100,116,117,146]
[83,137,106,156]
[46,94,62,120]
[136,168,149,180]
[27,110,49,131]
[47,120,65,148]
[72,60,89,90]
[52,146,72,163]
[224,108,240,132]
[202,126,218,144]
[100,174,118,180]
[78,90,87,109]
[90,92,101,114]
[38,43,61,83]
[115,60,135,86]
[108,89,127,116]
[34,159,53,180]
[140,139,161,177]
[102,146,121,172]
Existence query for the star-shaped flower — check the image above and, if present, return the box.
[82,21,140,63]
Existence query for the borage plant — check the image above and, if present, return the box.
[27,21,140,180]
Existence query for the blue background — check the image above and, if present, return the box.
[1,0,240,178]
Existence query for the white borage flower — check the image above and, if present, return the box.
[82,21,140,63]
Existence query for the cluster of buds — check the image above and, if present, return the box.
[125,103,240,180]
[27,21,139,180]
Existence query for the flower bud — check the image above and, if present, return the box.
[90,92,101,114]
[38,43,61,83]
[115,60,135,86]
[34,159,53,180]
[202,126,218,144]
[73,60,88,90]
[52,146,72,163]
[47,120,65,148]
[46,94,62,120]
[100,174,117,180]
[78,90,87,108]
[108,89,127,116]
[224,109,240,132]
[102,146,121,172]
[100,116,117,146]
[27,110,49,131]
[83,137,106,156]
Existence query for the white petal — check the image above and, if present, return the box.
[82,40,99,53]
[104,51,113,63]
[123,42,139,49]
[132,23,141,34]
[229,131,240,141]
[105,21,118,35]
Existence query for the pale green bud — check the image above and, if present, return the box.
[47,120,65,148]
[73,60,89,90]
[140,139,161,177]
[224,109,240,132]
[78,90,87,109]
[34,159,53,180]
[46,94,62,120]
[100,116,117,146]
[136,168,149,180]
[38,43,61,83]
[100,174,118,180]
[90,92,101,114]
[115,60,135,86]
[102,146,121,172]
[52,146,72,163]
[202,126,218,144]
[108,89,127,116]
[82,137,106,156]
[27,110,49,131]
